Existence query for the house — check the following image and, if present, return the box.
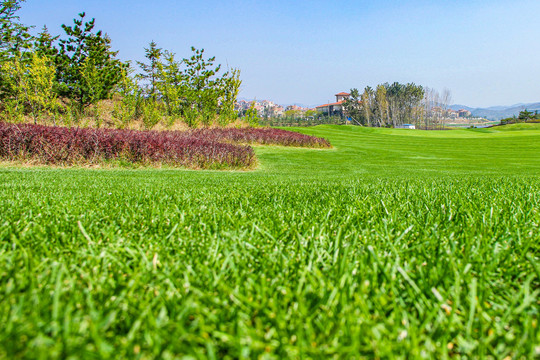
[285,105,307,112]
[316,92,350,116]
[458,109,472,118]
[447,109,458,118]
[269,105,284,117]
[335,92,350,102]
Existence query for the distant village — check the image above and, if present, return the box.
[235,100,312,118]
[235,93,473,120]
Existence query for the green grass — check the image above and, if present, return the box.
[1,125,539,359]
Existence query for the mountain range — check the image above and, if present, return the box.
[449,102,540,120]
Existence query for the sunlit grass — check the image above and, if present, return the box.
[1,125,539,359]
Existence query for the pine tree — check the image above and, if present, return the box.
[0,0,32,61]
[33,26,58,60]
[137,41,162,102]
[55,12,126,111]
[343,88,363,125]
[0,0,33,99]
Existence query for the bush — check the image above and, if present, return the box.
[189,127,332,148]
[0,123,255,169]
[0,124,331,169]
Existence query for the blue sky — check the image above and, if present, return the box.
[18,0,540,107]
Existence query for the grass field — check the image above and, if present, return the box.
[1,125,539,359]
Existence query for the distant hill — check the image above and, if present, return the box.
[449,102,540,120]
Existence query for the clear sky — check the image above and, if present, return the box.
[17,0,540,108]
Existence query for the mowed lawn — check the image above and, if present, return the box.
[1,125,539,359]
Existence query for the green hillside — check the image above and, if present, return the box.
[1,126,539,359]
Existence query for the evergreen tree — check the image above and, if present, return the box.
[0,0,32,61]
[0,0,33,99]
[55,12,126,111]
[217,68,241,124]
[342,88,363,125]
[156,51,186,116]
[33,26,58,60]
[137,41,162,102]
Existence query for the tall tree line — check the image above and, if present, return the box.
[0,0,241,128]
[343,82,452,129]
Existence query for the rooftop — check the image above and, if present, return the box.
[316,100,345,108]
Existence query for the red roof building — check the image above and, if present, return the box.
[316,92,351,115]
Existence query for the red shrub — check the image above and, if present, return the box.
[0,124,331,169]
[0,123,255,169]
[188,128,332,148]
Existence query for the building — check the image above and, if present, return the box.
[447,109,458,118]
[316,92,350,116]
[335,92,350,102]
[458,109,472,118]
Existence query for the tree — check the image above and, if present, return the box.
[403,83,424,126]
[518,109,534,122]
[361,86,375,126]
[422,87,437,129]
[217,68,241,125]
[0,0,32,61]
[440,88,452,129]
[342,88,363,125]
[112,65,142,128]
[374,85,389,127]
[55,12,126,111]
[244,101,259,126]
[1,52,57,123]
[33,26,58,60]
[137,41,162,102]
[182,47,222,124]
[385,82,404,126]
[0,0,33,99]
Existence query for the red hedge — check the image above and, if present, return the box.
[0,123,255,169]
[0,123,331,169]
[189,128,332,148]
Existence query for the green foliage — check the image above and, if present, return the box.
[217,68,241,124]
[244,101,259,126]
[33,26,58,60]
[374,84,389,126]
[58,101,82,126]
[180,47,221,126]
[1,126,539,358]
[343,88,363,125]
[141,100,162,129]
[1,52,58,123]
[385,82,425,126]
[283,109,298,118]
[0,0,33,99]
[135,44,242,128]
[155,51,184,116]
[55,12,126,111]
[0,4,241,129]
[0,95,23,122]
[136,40,162,102]
[501,110,540,125]
[518,109,539,121]
[0,0,32,61]
[112,67,142,128]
